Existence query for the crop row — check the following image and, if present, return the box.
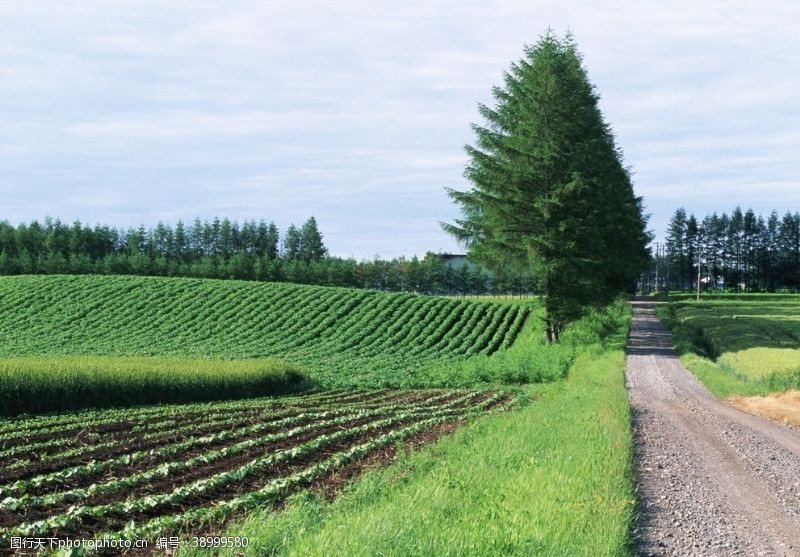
[0,393,484,513]
[0,391,450,482]
[0,388,391,448]
[0,389,509,544]
[0,392,460,491]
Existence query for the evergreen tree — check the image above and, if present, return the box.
[443,32,650,340]
[265,223,280,259]
[666,208,688,290]
[283,224,302,260]
[174,221,188,262]
[299,217,327,262]
[766,211,780,290]
[728,208,744,290]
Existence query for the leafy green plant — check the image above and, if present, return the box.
[0,275,531,391]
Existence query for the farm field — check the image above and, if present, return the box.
[0,389,510,547]
[0,274,634,554]
[657,297,800,425]
[0,275,534,391]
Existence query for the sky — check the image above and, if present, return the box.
[1,1,799,258]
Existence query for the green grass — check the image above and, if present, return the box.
[0,275,533,389]
[181,309,634,557]
[0,356,305,416]
[656,299,800,397]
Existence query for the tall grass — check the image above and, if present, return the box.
[0,356,307,416]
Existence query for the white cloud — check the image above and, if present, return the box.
[67,110,327,139]
[0,1,799,256]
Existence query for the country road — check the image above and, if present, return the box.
[626,301,800,556]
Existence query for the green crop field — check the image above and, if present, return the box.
[657,299,800,396]
[0,275,534,391]
[0,275,634,554]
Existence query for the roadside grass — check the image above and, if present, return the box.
[181,306,634,557]
[0,356,306,416]
[656,301,800,398]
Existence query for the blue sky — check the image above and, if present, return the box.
[1,1,799,258]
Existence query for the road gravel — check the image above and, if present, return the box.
[626,301,800,556]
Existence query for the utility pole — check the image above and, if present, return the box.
[654,243,661,295]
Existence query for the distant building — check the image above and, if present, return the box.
[439,254,468,270]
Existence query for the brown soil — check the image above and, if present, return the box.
[310,419,463,501]
[0,389,393,453]
[0,406,259,451]
[9,414,328,498]
[0,409,308,484]
[0,415,391,528]
[154,420,465,557]
[0,390,459,487]
[41,415,444,538]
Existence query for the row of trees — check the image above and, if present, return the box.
[444,33,650,340]
[0,216,326,265]
[0,217,537,296]
[663,207,800,292]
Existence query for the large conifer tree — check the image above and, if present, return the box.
[444,32,650,340]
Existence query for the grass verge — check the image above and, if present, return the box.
[181,313,634,557]
[0,356,307,416]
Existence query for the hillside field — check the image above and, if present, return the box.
[0,275,546,392]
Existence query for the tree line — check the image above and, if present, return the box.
[0,216,537,295]
[664,207,800,292]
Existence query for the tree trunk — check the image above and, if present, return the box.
[544,272,554,344]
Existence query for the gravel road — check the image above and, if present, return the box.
[626,301,800,556]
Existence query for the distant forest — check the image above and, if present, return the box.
[662,207,800,291]
[0,217,537,295]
